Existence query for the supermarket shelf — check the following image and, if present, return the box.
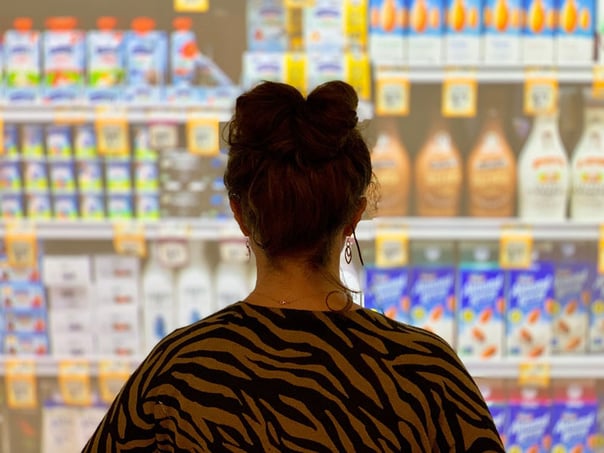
[1,355,603,379]
[0,218,601,241]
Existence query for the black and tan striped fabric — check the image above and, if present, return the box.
[83,302,505,452]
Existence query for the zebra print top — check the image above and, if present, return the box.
[83,301,505,452]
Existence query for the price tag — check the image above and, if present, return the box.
[593,66,604,99]
[187,117,220,156]
[599,225,604,274]
[518,362,551,388]
[113,222,147,258]
[149,123,179,150]
[156,222,192,268]
[524,75,558,115]
[59,360,92,406]
[5,222,38,269]
[499,227,533,269]
[442,76,477,117]
[285,0,316,6]
[375,76,410,116]
[174,0,209,12]
[99,360,132,404]
[96,118,130,156]
[375,226,409,268]
[6,360,37,409]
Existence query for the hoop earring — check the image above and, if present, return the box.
[345,237,353,264]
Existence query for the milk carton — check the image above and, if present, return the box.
[483,0,523,64]
[369,0,407,62]
[507,386,552,452]
[556,0,595,65]
[551,380,599,452]
[552,242,594,355]
[409,0,444,64]
[241,52,285,89]
[43,17,85,103]
[307,53,345,93]
[590,273,604,353]
[522,0,556,64]
[364,266,410,323]
[246,0,287,52]
[506,243,555,358]
[304,0,346,53]
[444,0,482,64]
[409,242,456,346]
[87,17,125,103]
[3,18,41,102]
[457,242,506,359]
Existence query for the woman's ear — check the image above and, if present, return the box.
[229,197,250,237]
[344,198,368,236]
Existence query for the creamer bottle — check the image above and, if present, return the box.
[215,240,252,310]
[467,110,517,217]
[414,119,463,216]
[176,240,215,327]
[142,242,175,353]
[371,117,411,216]
[518,113,569,221]
[570,104,604,221]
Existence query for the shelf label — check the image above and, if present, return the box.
[113,222,147,258]
[442,74,477,117]
[5,221,38,269]
[285,53,308,95]
[6,359,37,409]
[518,361,551,388]
[375,75,410,116]
[59,360,92,406]
[174,0,209,12]
[149,123,179,150]
[99,360,131,404]
[599,225,604,274]
[187,116,220,156]
[96,119,130,157]
[500,226,533,269]
[157,223,191,268]
[375,225,409,268]
[593,65,604,99]
[524,74,558,115]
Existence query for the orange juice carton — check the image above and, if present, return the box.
[506,243,555,358]
[552,242,594,355]
[304,0,346,53]
[551,380,599,452]
[369,0,408,62]
[457,242,506,359]
[444,0,483,64]
[522,0,556,64]
[408,0,444,64]
[556,0,595,65]
[508,386,552,452]
[590,273,604,353]
[476,378,509,446]
[246,0,287,52]
[409,242,456,346]
[483,0,523,64]
[363,266,410,323]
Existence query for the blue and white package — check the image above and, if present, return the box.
[363,266,409,323]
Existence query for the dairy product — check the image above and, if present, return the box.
[304,0,346,53]
[371,117,411,216]
[483,0,523,64]
[307,53,345,93]
[369,0,407,61]
[556,0,595,65]
[176,241,215,326]
[409,242,456,346]
[74,125,97,160]
[457,242,506,359]
[444,0,482,64]
[518,113,570,221]
[22,125,45,160]
[215,240,252,311]
[506,243,555,358]
[409,0,444,64]
[507,386,552,452]
[364,266,410,322]
[591,273,604,353]
[522,0,556,64]
[3,18,41,102]
[87,17,125,103]
[241,52,285,89]
[43,17,85,102]
[246,0,287,52]
[570,104,604,221]
[467,110,517,217]
[45,125,73,161]
[414,119,463,216]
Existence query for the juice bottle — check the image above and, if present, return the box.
[371,117,411,216]
[3,17,41,102]
[467,109,517,217]
[87,16,125,103]
[570,103,604,221]
[414,118,463,216]
[517,113,570,221]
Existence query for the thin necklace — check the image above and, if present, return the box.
[249,290,354,312]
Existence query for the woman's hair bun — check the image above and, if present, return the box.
[306,80,359,134]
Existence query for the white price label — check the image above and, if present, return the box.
[149,123,179,150]
[157,240,189,269]
[442,78,477,117]
[187,118,220,156]
[174,0,209,12]
[524,77,558,115]
[375,77,410,116]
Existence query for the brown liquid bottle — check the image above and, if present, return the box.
[371,118,411,216]
[467,110,517,217]
[414,119,463,216]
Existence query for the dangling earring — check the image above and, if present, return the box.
[345,237,353,264]
[245,239,251,260]
[353,229,364,266]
